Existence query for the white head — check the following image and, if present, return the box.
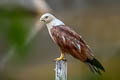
[40,13,65,39]
[40,13,56,23]
[40,13,64,26]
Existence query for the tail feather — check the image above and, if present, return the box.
[86,58,105,74]
[87,63,102,75]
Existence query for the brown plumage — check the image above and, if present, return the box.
[51,25,105,74]
[40,13,105,74]
[51,25,93,62]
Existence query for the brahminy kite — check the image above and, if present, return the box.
[40,13,105,74]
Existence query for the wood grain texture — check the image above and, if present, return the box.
[55,60,67,80]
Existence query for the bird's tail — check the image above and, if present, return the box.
[86,58,105,75]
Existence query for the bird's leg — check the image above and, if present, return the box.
[55,53,65,61]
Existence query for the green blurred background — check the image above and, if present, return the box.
[0,0,120,80]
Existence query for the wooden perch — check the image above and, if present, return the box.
[55,60,67,80]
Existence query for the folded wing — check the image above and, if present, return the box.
[51,25,94,62]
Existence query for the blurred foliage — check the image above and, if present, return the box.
[0,8,31,47]
[0,72,16,80]
[0,7,35,61]
[0,1,120,80]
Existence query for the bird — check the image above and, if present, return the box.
[40,13,105,74]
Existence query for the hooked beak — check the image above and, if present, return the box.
[40,18,45,22]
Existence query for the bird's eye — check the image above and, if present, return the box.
[45,16,48,18]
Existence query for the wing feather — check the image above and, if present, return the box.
[51,25,94,62]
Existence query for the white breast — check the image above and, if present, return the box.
[47,25,54,40]
[46,19,65,41]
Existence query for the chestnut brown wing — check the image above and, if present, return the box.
[51,26,94,62]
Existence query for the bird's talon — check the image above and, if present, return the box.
[55,58,65,61]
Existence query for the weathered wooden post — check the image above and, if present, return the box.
[55,60,67,80]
